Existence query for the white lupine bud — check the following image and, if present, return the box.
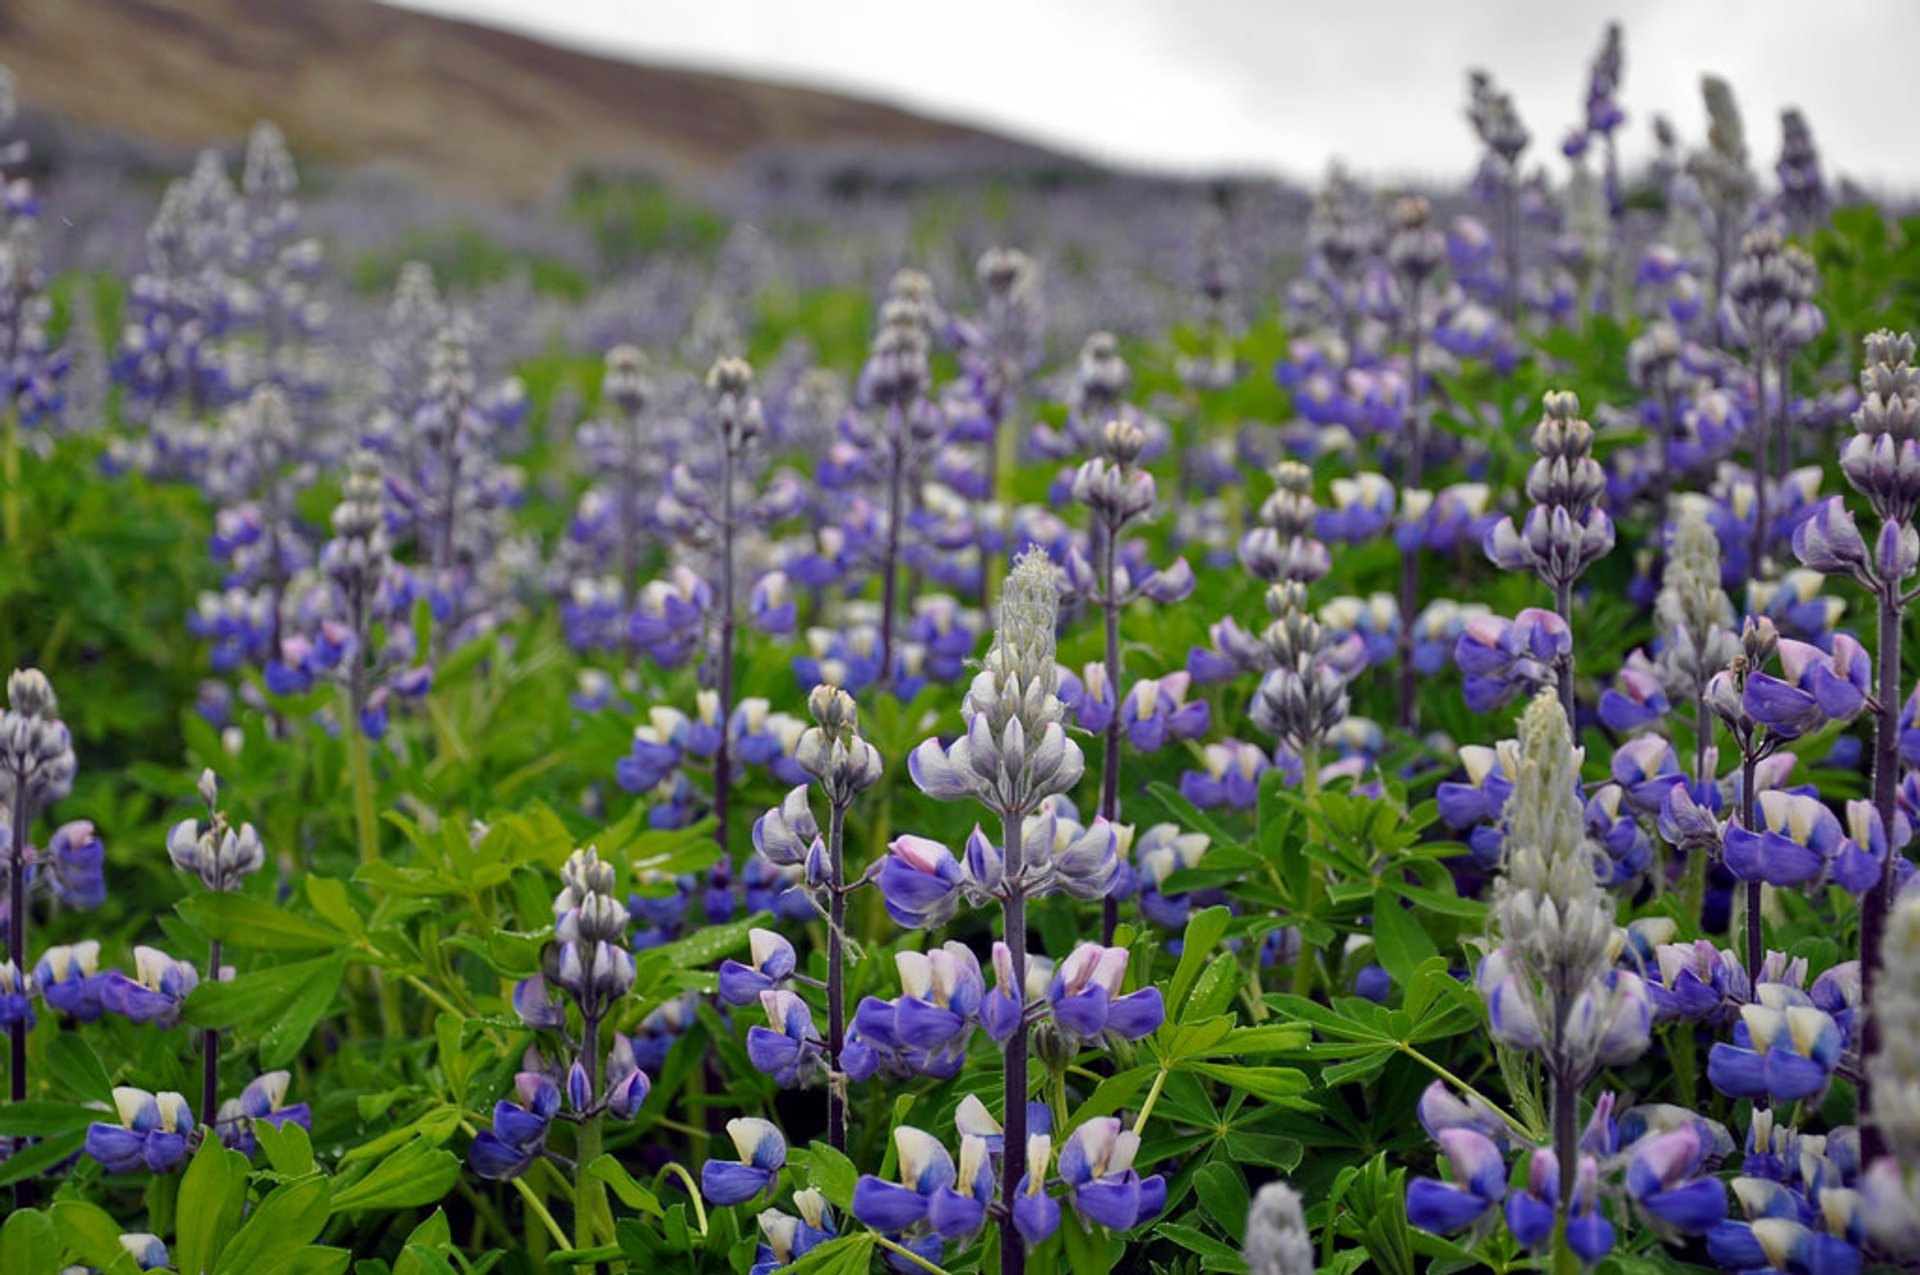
[1495,693,1615,1022]
[1870,889,1920,1161]
[1244,1181,1315,1275]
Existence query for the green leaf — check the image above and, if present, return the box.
[1,1210,59,1275]
[588,1155,663,1216]
[215,1175,332,1274]
[1184,952,1243,1023]
[1157,1221,1247,1269]
[305,877,367,938]
[256,1120,317,1178]
[802,1141,859,1213]
[0,1100,101,1136]
[1192,1159,1250,1243]
[1370,887,1439,986]
[41,1033,114,1103]
[1167,905,1232,1018]
[1069,1066,1155,1128]
[177,1137,251,1275]
[177,893,348,951]
[1185,1064,1310,1102]
[183,952,348,1067]
[50,1201,139,1275]
[776,1233,876,1274]
[330,1139,460,1213]
[0,1130,85,1187]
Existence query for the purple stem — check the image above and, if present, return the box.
[878,405,906,690]
[1099,514,1122,944]
[826,799,848,1153]
[202,939,223,1127]
[1861,577,1904,1163]
[999,808,1029,1275]
[713,435,737,857]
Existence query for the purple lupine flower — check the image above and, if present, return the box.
[1056,1117,1167,1232]
[215,1070,312,1157]
[1708,990,1845,1103]
[1723,790,1853,889]
[889,943,985,1067]
[99,946,201,1029]
[718,928,799,1007]
[1134,825,1209,928]
[852,1126,959,1234]
[746,989,825,1088]
[874,835,968,929]
[702,1117,787,1206]
[1742,635,1870,737]
[1045,943,1163,1045]
[0,960,31,1030]
[1407,1126,1508,1235]
[34,941,104,1021]
[1178,739,1275,810]
[1623,1123,1728,1236]
[749,1190,838,1275]
[468,1072,560,1180]
[85,1088,195,1175]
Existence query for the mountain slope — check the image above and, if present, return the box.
[0,0,1047,197]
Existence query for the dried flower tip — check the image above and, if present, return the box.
[7,669,56,719]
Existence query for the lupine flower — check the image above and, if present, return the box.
[1503,1149,1615,1262]
[469,1072,561,1180]
[1045,943,1163,1045]
[0,959,30,1029]
[1623,1124,1728,1236]
[1483,392,1614,592]
[1408,1127,1507,1233]
[1178,739,1278,810]
[1056,1117,1167,1231]
[85,1088,196,1174]
[1134,824,1210,927]
[100,946,201,1028]
[890,943,985,1065]
[1742,635,1870,738]
[852,1126,963,1236]
[1453,608,1571,712]
[1724,789,1879,892]
[1646,940,1748,1024]
[750,1190,838,1275]
[747,989,825,1088]
[215,1070,313,1156]
[702,1117,787,1206]
[34,940,104,1021]
[718,928,798,1007]
[1244,1180,1316,1275]
[1113,672,1210,753]
[1708,987,1846,1103]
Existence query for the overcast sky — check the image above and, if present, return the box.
[387,0,1920,189]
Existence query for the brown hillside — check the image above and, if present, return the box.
[0,0,1041,197]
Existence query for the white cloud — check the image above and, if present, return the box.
[385,0,1920,188]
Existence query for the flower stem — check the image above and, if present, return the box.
[879,405,906,690]
[1099,514,1123,944]
[999,809,1030,1275]
[201,938,223,1127]
[8,782,31,1184]
[1740,752,1762,989]
[826,798,849,1153]
[714,434,737,857]
[1553,579,1575,721]
[1861,578,1904,1162]
[575,1017,611,1257]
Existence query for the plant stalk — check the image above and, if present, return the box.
[999,809,1029,1275]
[826,798,849,1153]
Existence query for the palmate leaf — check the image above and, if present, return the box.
[1260,958,1484,1086]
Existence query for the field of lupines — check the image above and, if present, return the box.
[5,21,1920,1275]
